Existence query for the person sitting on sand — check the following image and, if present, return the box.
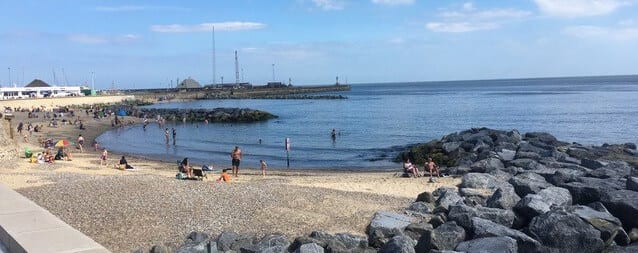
[44,149,54,163]
[179,158,193,178]
[425,157,440,178]
[403,159,421,178]
[217,169,231,182]
[119,156,134,170]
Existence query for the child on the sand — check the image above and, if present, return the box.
[100,149,108,166]
[217,169,231,182]
[260,160,267,177]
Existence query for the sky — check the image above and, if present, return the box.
[1,0,638,89]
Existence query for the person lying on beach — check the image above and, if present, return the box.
[402,159,421,178]
[217,169,231,182]
[119,156,134,170]
[179,158,194,178]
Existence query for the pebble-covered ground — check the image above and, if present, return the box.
[17,172,413,252]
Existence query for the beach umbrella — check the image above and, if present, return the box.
[54,139,71,147]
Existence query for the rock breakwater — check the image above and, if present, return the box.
[138,108,277,123]
[134,128,638,253]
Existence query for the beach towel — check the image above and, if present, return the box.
[202,165,214,171]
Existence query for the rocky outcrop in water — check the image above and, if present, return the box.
[134,128,638,253]
[138,108,277,123]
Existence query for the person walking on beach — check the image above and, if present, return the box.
[260,160,268,177]
[164,128,169,144]
[100,149,108,166]
[77,134,84,153]
[230,146,242,177]
[172,128,176,145]
[17,122,23,134]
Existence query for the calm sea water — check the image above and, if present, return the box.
[97,75,638,169]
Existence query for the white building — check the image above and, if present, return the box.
[0,79,82,99]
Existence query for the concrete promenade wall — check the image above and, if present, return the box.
[0,183,110,253]
[0,95,136,110]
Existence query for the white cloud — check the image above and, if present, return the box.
[67,34,141,44]
[371,0,415,6]
[312,0,346,10]
[426,22,498,33]
[564,25,638,40]
[427,2,530,33]
[533,0,628,17]
[388,37,406,44]
[95,5,189,12]
[151,22,266,33]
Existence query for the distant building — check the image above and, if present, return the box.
[25,79,51,88]
[265,82,287,88]
[176,77,201,89]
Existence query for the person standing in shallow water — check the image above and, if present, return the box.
[172,128,176,145]
[164,128,169,144]
[230,146,242,177]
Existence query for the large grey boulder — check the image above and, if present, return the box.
[404,223,433,241]
[308,231,370,253]
[497,149,516,161]
[415,221,466,252]
[443,142,461,153]
[527,210,604,253]
[460,173,505,189]
[514,187,572,222]
[447,204,516,230]
[628,176,638,191]
[562,177,625,205]
[295,243,324,253]
[407,201,434,215]
[586,161,633,179]
[366,211,413,247]
[217,230,239,251]
[486,187,521,210]
[455,236,518,253]
[600,190,638,229]
[416,191,435,203]
[569,204,628,246]
[471,217,542,253]
[581,159,608,170]
[547,169,586,185]
[508,158,548,171]
[435,190,464,212]
[378,235,416,253]
[605,243,638,253]
[508,172,553,197]
[470,158,504,173]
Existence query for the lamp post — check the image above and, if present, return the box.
[8,67,11,87]
[271,64,275,82]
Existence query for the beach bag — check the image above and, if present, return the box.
[175,172,187,180]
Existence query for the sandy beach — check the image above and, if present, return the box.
[0,97,460,252]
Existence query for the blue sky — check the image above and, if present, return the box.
[2,0,638,88]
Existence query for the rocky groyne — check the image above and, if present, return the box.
[138,108,277,123]
[134,128,638,253]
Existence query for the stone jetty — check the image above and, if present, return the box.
[134,128,638,253]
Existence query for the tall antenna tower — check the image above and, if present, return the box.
[212,26,216,86]
[234,50,240,85]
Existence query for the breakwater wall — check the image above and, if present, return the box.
[131,85,351,102]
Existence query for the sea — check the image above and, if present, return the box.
[96,75,638,170]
